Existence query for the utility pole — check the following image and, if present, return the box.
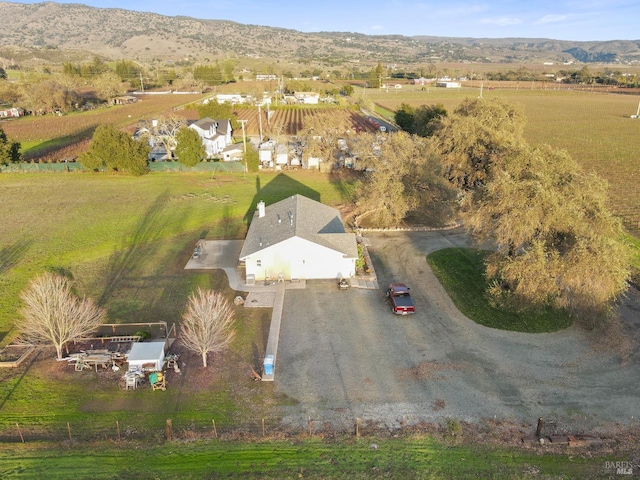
[239,119,248,177]
[257,105,263,142]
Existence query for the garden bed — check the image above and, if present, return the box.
[0,344,36,368]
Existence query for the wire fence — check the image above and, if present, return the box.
[0,161,245,173]
[0,415,385,444]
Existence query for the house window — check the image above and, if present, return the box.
[256,260,261,267]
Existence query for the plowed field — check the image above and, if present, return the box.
[232,107,379,137]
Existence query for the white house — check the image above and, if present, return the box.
[239,195,357,282]
[188,117,233,158]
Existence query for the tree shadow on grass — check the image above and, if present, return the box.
[98,191,170,306]
[0,239,32,275]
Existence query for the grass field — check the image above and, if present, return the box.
[0,171,353,337]
[0,436,611,479]
[0,171,356,442]
[426,248,573,333]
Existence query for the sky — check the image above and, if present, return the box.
[13,0,640,41]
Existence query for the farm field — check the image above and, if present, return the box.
[232,106,380,137]
[0,93,207,161]
[370,85,640,236]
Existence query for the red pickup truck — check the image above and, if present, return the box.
[387,283,415,315]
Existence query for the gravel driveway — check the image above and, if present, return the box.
[275,228,640,432]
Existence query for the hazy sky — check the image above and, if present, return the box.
[13,0,640,41]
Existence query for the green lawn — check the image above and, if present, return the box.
[0,171,355,336]
[0,437,609,479]
[0,170,357,439]
[427,248,573,332]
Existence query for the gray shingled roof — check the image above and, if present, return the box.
[239,195,357,260]
[189,118,232,137]
[190,117,217,132]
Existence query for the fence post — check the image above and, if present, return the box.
[308,416,313,437]
[67,422,72,442]
[166,419,172,441]
[16,423,24,443]
[116,421,121,441]
[262,418,265,437]
[212,419,217,438]
[356,418,361,438]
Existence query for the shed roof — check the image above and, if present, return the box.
[127,341,166,362]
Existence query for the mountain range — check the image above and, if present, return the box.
[1,1,639,69]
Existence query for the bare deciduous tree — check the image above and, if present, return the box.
[137,115,186,160]
[19,273,106,359]
[181,288,235,368]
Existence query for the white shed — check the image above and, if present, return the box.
[127,341,166,372]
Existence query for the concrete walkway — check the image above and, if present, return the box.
[260,282,285,381]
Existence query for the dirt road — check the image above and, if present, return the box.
[274,228,640,433]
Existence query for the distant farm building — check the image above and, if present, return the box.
[0,107,24,118]
[436,81,461,88]
[256,74,278,81]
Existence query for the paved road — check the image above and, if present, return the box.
[274,228,640,432]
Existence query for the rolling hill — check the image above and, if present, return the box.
[1,1,640,69]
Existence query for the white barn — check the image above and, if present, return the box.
[239,195,357,282]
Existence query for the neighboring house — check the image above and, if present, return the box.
[239,195,357,282]
[221,143,244,162]
[0,107,24,117]
[212,93,247,105]
[294,92,320,104]
[256,74,277,81]
[112,96,138,105]
[188,117,233,158]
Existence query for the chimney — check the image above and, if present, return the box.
[257,201,265,218]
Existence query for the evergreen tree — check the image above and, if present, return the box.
[79,124,149,175]
[175,127,206,167]
[0,126,21,165]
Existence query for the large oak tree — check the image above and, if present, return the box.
[433,98,631,316]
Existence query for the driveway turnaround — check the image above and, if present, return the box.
[274,228,640,432]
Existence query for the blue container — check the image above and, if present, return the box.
[263,355,274,375]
